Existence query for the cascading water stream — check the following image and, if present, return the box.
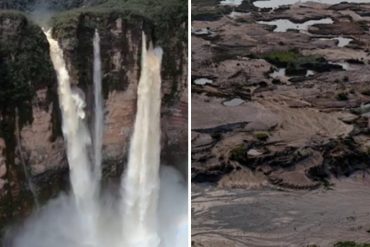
[6,29,187,247]
[44,29,98,246]
[93,29,103,184]
[121,34,163,247]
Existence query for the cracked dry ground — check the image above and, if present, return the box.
[191,1,370,246]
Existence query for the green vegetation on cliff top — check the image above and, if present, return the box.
[51,0,187,32]
[0,10,55,126]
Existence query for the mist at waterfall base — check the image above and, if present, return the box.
[6,166,187,247]
[4,30,187,247]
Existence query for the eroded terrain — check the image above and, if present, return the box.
[192,0,370,246]
[192,175,370,247]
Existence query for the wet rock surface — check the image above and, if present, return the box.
[192,0,370,245]
[0,0,187,238]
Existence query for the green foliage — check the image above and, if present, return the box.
[334,241,370,247]
[263,50,300,65]
[0,12,55,126]
[51,0,186,106]
[52,0,187,41]
[230,144,246,161]
[262,50,327,76]
[191,0,232,21]
[254,131,269,141]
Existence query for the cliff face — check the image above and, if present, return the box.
[0,11,67,231]
[52,10,188,175]
[0,2,187,235]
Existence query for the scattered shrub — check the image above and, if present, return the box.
[254,131,269,141]
[262,50,329,76]
[230,144,246,161]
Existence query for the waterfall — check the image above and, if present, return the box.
[44,29,94,207]
[121,34,163,247]
[93,29,104,184]
[8,29,187,247]
[44,29,98,246]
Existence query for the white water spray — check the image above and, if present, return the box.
[44,29,98,246]
[44,29,95,206]
[93,29,104,184]
[5,30,187,247]
[121,34,163,247]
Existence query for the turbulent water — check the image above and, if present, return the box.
[4,30,187,247]
[121,35,162,247]
[44,29,99,246]
[44,29,96,206]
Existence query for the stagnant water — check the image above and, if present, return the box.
[258,18,333,32]
[219,0,243,6]
[318,37,353,48]
[193,78,213,85]
[4,30,187,247]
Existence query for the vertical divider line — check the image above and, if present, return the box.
[187,0,192,246]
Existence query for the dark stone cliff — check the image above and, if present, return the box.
[0,0,187,236]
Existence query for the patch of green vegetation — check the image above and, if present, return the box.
[191,0,233,21]
[336,92,349,101]
[262,50,328,76]
[230,144,246,161]
[254,131,269,141]
[0,12,55,127]
[52,0,186,39]
[50,0,186,107]
[334,241,370,247]
[263,50,300,66]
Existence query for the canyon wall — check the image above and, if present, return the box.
[0,1,187,236]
